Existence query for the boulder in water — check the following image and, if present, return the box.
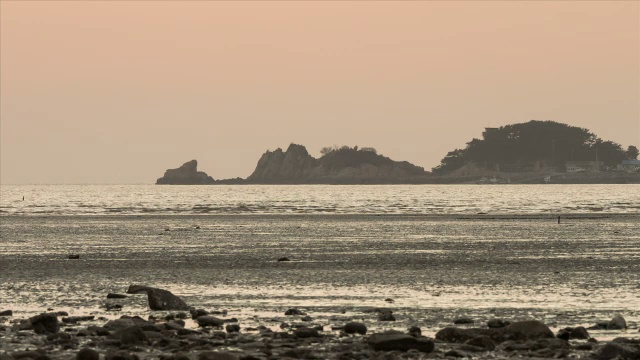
[30,313,60,334]
[368,333,434,352]
[127,285,189,311]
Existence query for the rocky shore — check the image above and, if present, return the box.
[1,286,638,360]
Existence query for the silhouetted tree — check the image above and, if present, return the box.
[627,145,639,160]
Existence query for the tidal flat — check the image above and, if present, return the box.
[0,214,639,358]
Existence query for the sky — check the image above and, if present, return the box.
[1,1,638,184]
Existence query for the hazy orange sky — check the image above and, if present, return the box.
[1,1,638,184]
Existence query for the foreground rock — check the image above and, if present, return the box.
[30,313,60,334]
[126,285,190,310]
[368,333,434,352]
[156,160,215,185]
[436,320,554,344]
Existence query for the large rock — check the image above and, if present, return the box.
[344,322,367,335]
[608,315,627,330]
[77,348,100,360]
[112,326,148,345]
[156,160,215,185]
[30,313,60,334]
[196,316,224,327]
[368,334,434,352]
[126,285,189,311]
[435,327,497,343]
[503,320,554,341]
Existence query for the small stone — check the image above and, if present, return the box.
[408,326,421,336]
[294,327,321,338]
[197,316,224,327]
[454,317,474,324]
[191,309,209,319]
[487,318,510,328]
[107,293,127,299]
[68,254,80,259]
[225,324,240,333]
[378,311,396,321]
[445,349,470,358]
[277,257,290,262]
[344,322,367,335]
[0,310,12,316]
[284,308,304,316]
[77,348,100,360]
[368,333,434,352]
[112,326,148,345]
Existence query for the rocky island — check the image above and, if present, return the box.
[156,160,215,185]
[246,144,429,184]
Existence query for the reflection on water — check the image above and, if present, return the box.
[1,184,640,215]
[1,214,638,339]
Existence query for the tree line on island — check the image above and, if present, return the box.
[156,120,640,185]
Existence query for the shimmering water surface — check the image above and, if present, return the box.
[1,185,639,340]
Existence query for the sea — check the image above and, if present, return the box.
[1,184,639,340]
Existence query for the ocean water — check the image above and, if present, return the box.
[0,185,639,341]
[1,184,640,215]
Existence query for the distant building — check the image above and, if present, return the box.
[565,161,604,173]
[617,159,640,172]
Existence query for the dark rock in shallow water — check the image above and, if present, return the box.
[197,316,224,327]
[607,315,627,330]
[190,309,209,319]
[30,313,60,334]
[277,257,290,262]
[104,318,136,330]
[557,326,590,340]
[107,293,127,299]
[408,326,422,336]
[127,285,189,311]
[63,316,95,324]
[294,327,321,338]
[464,336,496,350]
[445,349,471,358]
[105,304,123,311]
[284,308,304,316]
[197,352,239,360]
[112,326,148,345]
[0,310,12,316]
[344,322,367,335]
[435,327,495,343]
[105,350,139,360]
[68,254,80,259]
[225,324,240,333]
[76,348,99,360]
[10,350,46,359]
[487,318,510,328]
[377,311,396,321]
[454,317,474,325]
[596,342,639,360]
[368,333,434,352]
[503,320,554,341]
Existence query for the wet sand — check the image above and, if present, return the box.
[1,214,639,358]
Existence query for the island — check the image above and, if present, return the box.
[156,160,215,185]
[155,120,639,184]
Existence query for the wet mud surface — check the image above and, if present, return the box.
[0,214,639,358]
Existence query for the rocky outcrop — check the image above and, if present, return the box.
[156,160,215,185]
[247,144,429,184]
[126,285,190,311]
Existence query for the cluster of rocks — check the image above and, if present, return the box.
[156,160,215,185]
[1,286,638,359]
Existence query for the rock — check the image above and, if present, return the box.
[156,160,215,185]
[368,334,434,352]
[104,318,136,330]
[596,342,639,360]
[247,143,428,184]
[197,352,239,360]
[284,308,304,316]
[444,349,470,358]
[344,322,367,335]
[0,310,13,316]
[107,293,127,299]
[464,336,496,351]
[105,304,123,311]
[88,326,111,336]
[277,257,290,262]
[63,316,95,324]
[30,313,60,334]
[558,326,590,340]
[197,316,224,327]
[77,348,99,360]
[487,318,510,328]
[377,311,396,321]
[68,254,80,259]
[503,320,554,341]
[408,326,422,336]
[294,327,321,338]
[190,309,209,319]
[607,315,627,330]
[435,327,495,343]
[126,285,189,311]
[454,317,474,324]
[112,326,148,345]
[105,350,138,360]
[10,351,46,359]
[384,298,394,303]
[225,324,240,333]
